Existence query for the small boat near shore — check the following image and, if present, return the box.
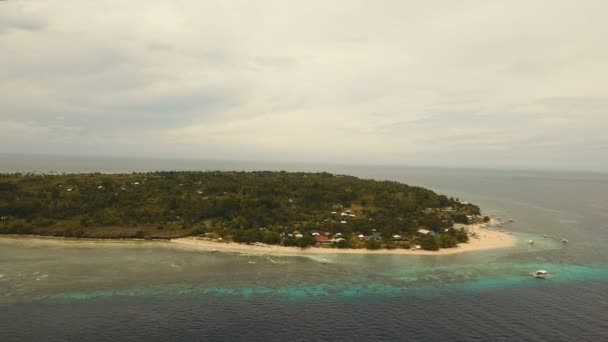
[530,270,551,279]
[561,238,569,244]
[528,240,535,245]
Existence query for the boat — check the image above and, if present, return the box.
[530,270,551,279]
[543,234,548,238]
[528,240,535,245]
[561,238,569,244]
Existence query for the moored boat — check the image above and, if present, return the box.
[530,270,551,279]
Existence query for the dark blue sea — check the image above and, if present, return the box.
[1,154,607,341]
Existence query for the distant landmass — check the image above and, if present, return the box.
[0,171,488,251]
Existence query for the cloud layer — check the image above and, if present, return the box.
[1,0,607,170]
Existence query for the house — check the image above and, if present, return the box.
[358,234,366,239]
[333,237,345,243]
[340,221,347,224]
[331,211,337,214]
[392,235,409,245]
[312,232,320,236]
[335,232,343,237]
[341,212,348,216]
[315,235,332,245]
[417,228,436,237]
[295,233,303,238]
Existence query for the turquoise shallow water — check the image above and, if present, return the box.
[1,158,607,341]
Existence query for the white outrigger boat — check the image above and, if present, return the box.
[528,239,535,245]
[530,270,551,279]
[561,238,569,244]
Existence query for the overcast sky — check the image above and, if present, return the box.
[1,1,607,171]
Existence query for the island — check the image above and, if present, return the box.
[0,171,512,253]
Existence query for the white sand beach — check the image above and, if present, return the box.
[171,224,516,256]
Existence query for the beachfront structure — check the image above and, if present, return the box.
[417,228,434,236]
[315,235,332,245]
[357,234,366,239]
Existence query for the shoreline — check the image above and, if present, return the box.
[171,224,516,256]
[0,223,517,256]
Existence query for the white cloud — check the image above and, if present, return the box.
[0,0,607,170]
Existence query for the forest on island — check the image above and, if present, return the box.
[0,171,484,250]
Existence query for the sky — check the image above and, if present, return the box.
[1,0,607,171]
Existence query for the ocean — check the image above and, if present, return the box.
[1,154,607,341]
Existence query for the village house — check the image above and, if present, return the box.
[417,228,436,237]
[315,235,332,246]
